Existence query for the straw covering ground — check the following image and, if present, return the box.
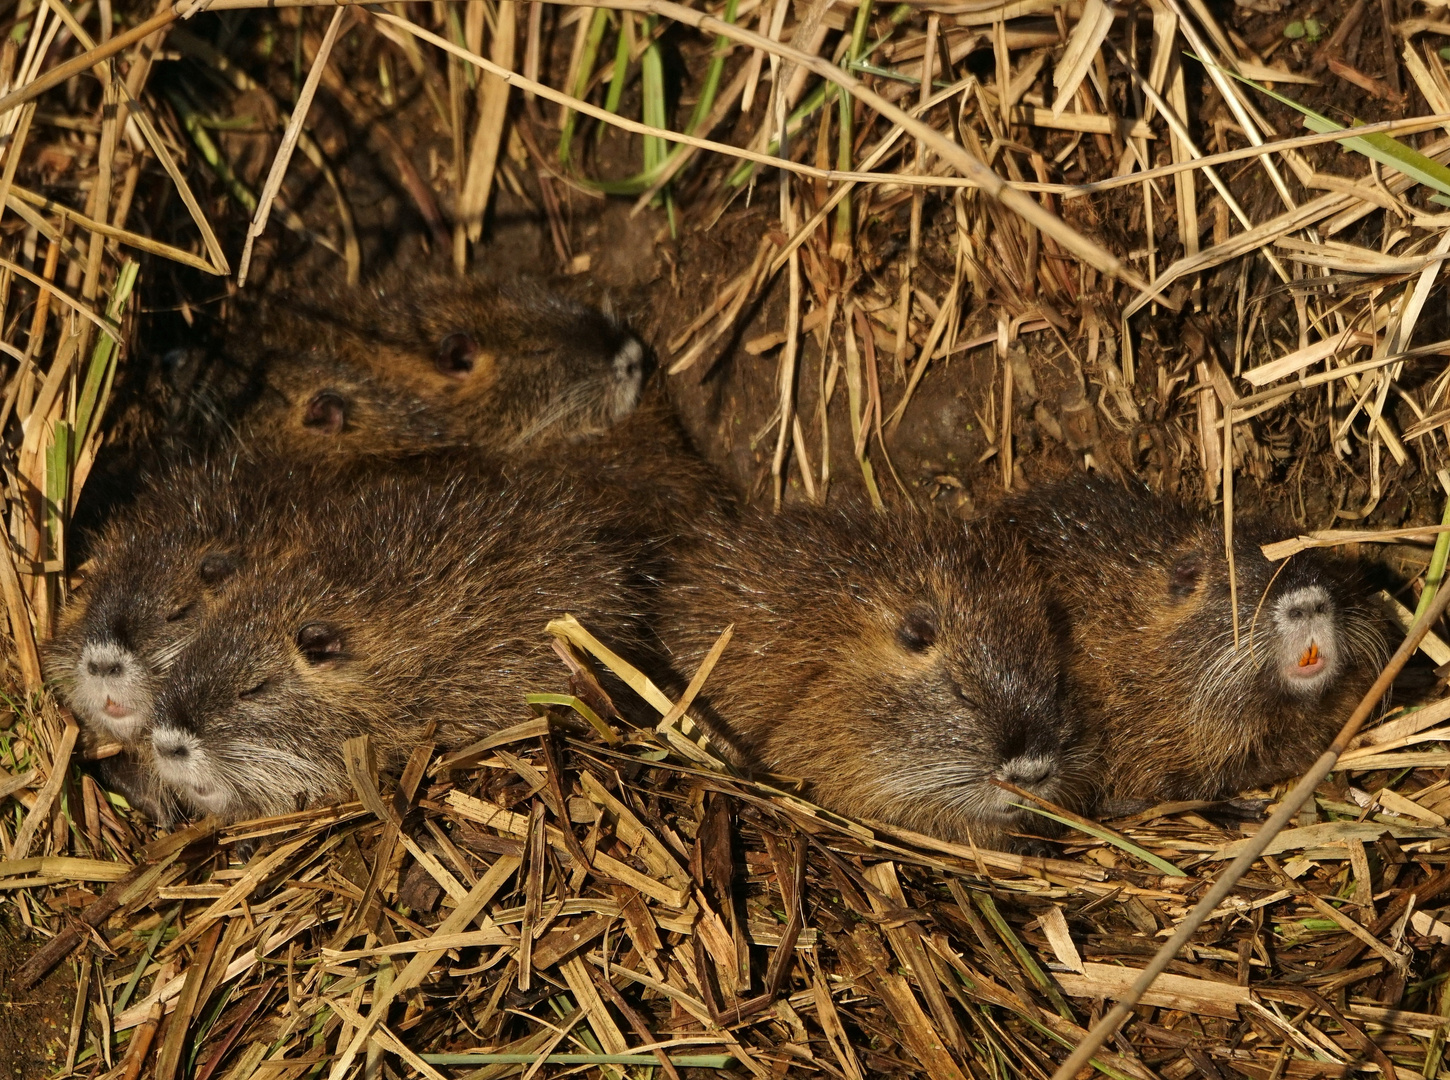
[3,0,1450,1076]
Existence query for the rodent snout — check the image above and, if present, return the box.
[149,727,228,813]
[72,642,152,740]
[609,338,647,417]
[995,752,1057,792]
[1271,585,1341,692]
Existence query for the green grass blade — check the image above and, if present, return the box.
[640,16,667,175]
[683,0,736,137]
[525,692,617,744]
[559,8,610,166]
[1011,802,1187,876]
[1414,490,1450,621]
[75,259,138,449]
[1196,56,1450,199]
[972,890,1076,1020]
[603,15,630,116]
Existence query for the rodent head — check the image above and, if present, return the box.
[857,562,1083,836]
[50,539,242,745]
[148,611,360,821]
[714,515,1086,845]
[249,351,461,456]
[357,279,649,449]
[1162,524,1387,709]
[435,303,647,449]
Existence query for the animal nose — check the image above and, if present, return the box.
[87,659,124,678]
[999,754,1054,789]
[155,739,189,760]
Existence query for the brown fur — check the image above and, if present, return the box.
[141,275,645,461]
[47,453,316,748]
[650,508,1088,849]
[52,387,724,773]
[512,391,731,528]
[996,474,1391,803]
[268,275,646,452]
[141,459,663,822]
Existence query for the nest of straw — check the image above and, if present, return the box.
[3,0,1450,1076]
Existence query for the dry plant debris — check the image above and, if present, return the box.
[1,0,1450,1075]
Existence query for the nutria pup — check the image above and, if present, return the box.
[132,275,646,462]
[142,463,661,822]
[46,454,292,746]
[277,275,647,452]
[996,475,1391,803]
[650,509,1088,849]
[51,393,721,762]
[239,347,467,458]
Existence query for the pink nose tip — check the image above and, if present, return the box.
[103,698,131,718]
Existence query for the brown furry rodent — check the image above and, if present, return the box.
[267,275,647,452]
[46,454,309,749]
[238,346,468,458]
[141,461,662,822]
[995,474,1391,803]
[141,275,645,460]
[650,509,1088,849]
[51,391,721,775]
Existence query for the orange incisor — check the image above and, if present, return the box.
[1298,642,1321,667]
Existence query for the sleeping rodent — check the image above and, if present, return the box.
[649,508,1089,849]
[135,274,646,461]
[139,460,663,822]
[996,474,1391,804]
[251,275,647,454]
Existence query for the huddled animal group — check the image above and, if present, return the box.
[48,276,1393,851]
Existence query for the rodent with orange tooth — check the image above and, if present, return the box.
[995,474,1391,804]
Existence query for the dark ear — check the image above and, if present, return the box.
[435,331,478,377]
[896,608,939,652]
[303,391,347,434]
[296,622,347,667]
[1169,554,1201,599]
[198,551,240,587]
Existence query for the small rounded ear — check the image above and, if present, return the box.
[1169,554,1202,599]
[296,622,347,666]
[435,331,478,377]
[198,551,240,587]
[896,608,939,652]
[303,391,347,434]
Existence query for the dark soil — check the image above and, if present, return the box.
[0,912,77,1080]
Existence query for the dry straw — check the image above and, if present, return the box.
[1,0,1450,1075]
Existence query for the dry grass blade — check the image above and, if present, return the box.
[237,6,346,284]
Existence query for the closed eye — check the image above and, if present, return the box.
[239,678,276,700]
[955,686,982,710]
[164,603,195,623]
